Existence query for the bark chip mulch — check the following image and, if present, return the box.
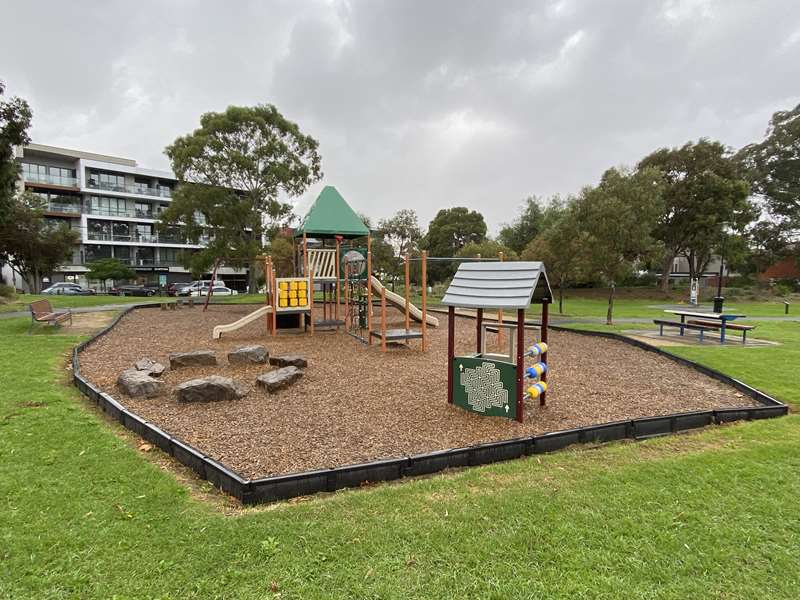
[78,305,758,479]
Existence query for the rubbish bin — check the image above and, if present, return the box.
[713,296,724,313]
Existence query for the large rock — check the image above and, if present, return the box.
[256,366,304,392]
[268,354,307,368]
[169,350,217,369]
[228,345,268,365]
[134,358,165,377]
[118,369,165,398]
[175,375,249,403]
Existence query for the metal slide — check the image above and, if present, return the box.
[212,305,273,339]
[370,276,440,327]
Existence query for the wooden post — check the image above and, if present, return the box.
[497,251,504,350]
[303,233,308,277]
[344,253,350,329]
[476,308,483,354]
[540,300,549,407]
[515,307,525,423]
[380,286,387,352]
[335,237,341,328]
[367,235,373,345]
[447,305,455,404]
[271,263,277,337]
[404,253,410,331]
[264,256,275,331]
[309,269,315,336]
[421,250,428,352]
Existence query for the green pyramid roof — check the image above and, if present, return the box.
[294,186,370,239]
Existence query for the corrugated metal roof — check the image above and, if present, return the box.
[441,261,552,309]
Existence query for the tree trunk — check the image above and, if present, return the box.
[660,254,674,292]
[558,274,565,314]
[33,267,40,294]
[606,282,615,326]
[687,249,696,283]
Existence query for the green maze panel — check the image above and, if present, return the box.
[452,356,518,419]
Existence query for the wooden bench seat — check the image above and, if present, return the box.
[653,319,716,342]
[29,299,72,334]
[687,319,755,343]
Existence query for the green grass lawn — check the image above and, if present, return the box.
[0,293,167,313]
[2,305,800,597]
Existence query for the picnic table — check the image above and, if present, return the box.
[663,309,747,344]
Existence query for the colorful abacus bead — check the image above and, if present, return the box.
[526,342,548,357]
[526,381,548,398]
[525,362,548,378]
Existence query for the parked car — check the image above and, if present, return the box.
[189,286,238,297]
[176,279,226,296]
[41,283,96,295]
[167,282,191,296]
[110,284,158,297]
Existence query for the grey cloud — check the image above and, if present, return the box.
[3,0,799,232]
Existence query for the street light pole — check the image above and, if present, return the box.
[713,231,726,313]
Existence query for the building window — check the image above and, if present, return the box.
[88,171,126,191]
[88,220,111,241]
[136,246,155,265]
[113,246,131,263]
[112,222,131,241]
[89,195,135,217]
[135,202,152,218]
[84,244,112,262]
[136,223,154,243]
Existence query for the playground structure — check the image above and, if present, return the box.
[442,261,553,422]
[212,185,436,349]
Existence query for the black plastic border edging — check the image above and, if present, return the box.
[71,303,789,505]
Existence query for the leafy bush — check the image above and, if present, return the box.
[0,284,16,298]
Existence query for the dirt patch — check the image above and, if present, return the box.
[77,304,758,479]
[65,311,118,335]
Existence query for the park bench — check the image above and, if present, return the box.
[29,299,72,334]
[686,319,755,344]
[653,318,716,342]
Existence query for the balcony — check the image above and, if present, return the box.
[23,172,79,188]
[87,180,172,197]
[85,206,169,220]
[44,202,82,214]
[87,231,209,245]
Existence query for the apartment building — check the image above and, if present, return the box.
[11,143,248,291]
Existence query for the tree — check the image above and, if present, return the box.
[455,239,517,261]
[575,167,663,324]
[638,139,754,290]
[268,235,295,278]
[160,104,322,291]
[737,102,800,228]
[86,258,135,291]
[497,196,545,254]
[0,193,79,293]
[0,81,32,221]
[421,207,487,282]
[521,200,584,314]
[378,209,422,257]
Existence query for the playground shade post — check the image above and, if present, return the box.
[540,300,549,406]
[404,253,410,331]
[515,307,524,422]
[367,235,373,345]
[421,250,428,352]
[447,305,455,404]
[380,287,387,352]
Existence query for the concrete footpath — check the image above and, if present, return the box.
[4,302,800,324]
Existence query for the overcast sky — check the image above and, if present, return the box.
[3,0,799,232]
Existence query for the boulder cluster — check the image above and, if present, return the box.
[116,345,306,402]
